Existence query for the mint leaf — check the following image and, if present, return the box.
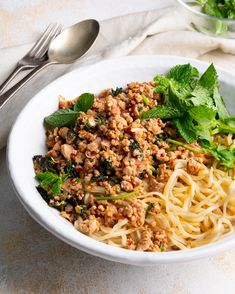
[74,93,94,113]
[188,105,216,140]
[168,82,192,110]
[204,0,223,18]
[44,109,80,129]
[173,115,197,143]
[153,75,170,93]
[198,64,218,91]
[201,0,235,19]
[167,63,199,84]
[190,86,215,108]
[213,86,229,119]
[139,105,183,120]
[189,105,216,123]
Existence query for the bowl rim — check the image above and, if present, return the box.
[176,0,235,23]
[7,54,235,265]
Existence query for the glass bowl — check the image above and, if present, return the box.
[176,0,235,38]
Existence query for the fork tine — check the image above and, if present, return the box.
[29,23,58,57]
[34,24,62,58]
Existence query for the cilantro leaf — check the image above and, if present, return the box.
[36,171,58,189]
[51,178,62,195]
[200,139,235,168]
[73,93,94,113]
[35,171,66,195]
[217,116,235,134]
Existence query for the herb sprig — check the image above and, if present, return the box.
[140,63,235,168]
[44,92,94,128]
[196,0,235,19]
[35,171,68,195]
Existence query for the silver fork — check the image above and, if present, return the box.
[0,23,62,95]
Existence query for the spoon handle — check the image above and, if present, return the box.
[0,61,53,110]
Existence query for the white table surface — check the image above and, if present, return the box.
[1,1,235,293]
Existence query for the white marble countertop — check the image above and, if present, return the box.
[1,1,235,293]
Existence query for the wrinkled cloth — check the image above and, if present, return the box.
[1,6,235,149]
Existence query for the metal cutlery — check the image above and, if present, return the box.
[0,19,100,111]
[0,23,61,95]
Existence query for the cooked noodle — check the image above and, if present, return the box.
[90,160,235,250]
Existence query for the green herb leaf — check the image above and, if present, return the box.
[173,115,197,143]
[139,105,183,120]
[213,86,229,119]
[153,75,170,93]
[204,0,223,18]
[198,64,218,91]
[44,109,80,129]
[190,86,215,109]
[36,171,58,189]
[202,0,235,19]
[200,139,235,168]
[73,93,94,113]
[217,116,235,134]
[111,87,123,96]
[51,178,62,195]
[167,63,199,85]
[35,171,65,195]
[189,105,216,123]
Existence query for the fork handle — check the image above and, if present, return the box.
[0,64,35,95]
[0,60,55,110]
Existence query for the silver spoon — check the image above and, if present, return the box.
[0,19,99,110]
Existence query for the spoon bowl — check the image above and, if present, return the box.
[49,19,100,63]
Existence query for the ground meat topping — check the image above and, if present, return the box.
[34,80,211,252]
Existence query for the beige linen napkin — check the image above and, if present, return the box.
[1,7,235,149]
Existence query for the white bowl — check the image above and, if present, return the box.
[7,55,235,265]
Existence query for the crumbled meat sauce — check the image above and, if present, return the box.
[33,81,209,252]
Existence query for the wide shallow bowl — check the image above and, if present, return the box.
[7,55,235,266]
[176,0,235,38]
